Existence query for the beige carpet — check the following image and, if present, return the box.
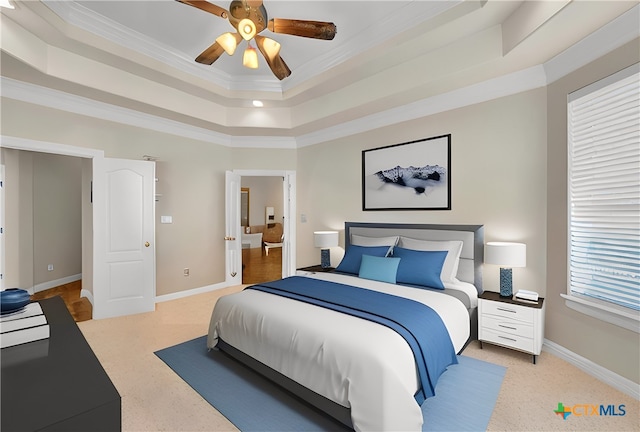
[78,286,639,432]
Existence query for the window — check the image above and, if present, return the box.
[564,63,640,332]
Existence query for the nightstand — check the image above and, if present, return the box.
[478,291,545,364]
[296,265,335,275]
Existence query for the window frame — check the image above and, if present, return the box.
[562,63,640,333]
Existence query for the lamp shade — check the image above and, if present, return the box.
[485,242,526,267]
[314,231,339,248]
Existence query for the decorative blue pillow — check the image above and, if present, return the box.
[336,245,392,275]
[392,247,447,289]
[358,255,401,284]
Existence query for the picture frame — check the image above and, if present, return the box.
[362,134,451,211]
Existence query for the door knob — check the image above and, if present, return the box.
[145,241,150,247]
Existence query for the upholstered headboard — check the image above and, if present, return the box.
[345,222,484,291]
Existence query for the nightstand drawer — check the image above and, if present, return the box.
[481,315,534,338]
[480,328,535,353]
[481,300,534,323]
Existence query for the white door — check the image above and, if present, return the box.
[225,171,242,285]
[93,157,155,319]
[282,171,296,277]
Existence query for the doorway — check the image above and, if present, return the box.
[1,147,89,320]
[1,137,156,319]
[225,170,296,286]
[241,176,283,284]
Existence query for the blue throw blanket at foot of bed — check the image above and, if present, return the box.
[248,276,458,403]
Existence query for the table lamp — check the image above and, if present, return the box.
[485,242,526,297]
[314,231,339,268]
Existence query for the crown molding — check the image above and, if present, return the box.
[41,0,283,94]
[544,4,639,84]
[1,76,298,148]
[2,4,635,150]
[281,1,462,91]
[41,1,464,95]
[1,77,224,146]
[296,65,547,147]
[2,65,544,150]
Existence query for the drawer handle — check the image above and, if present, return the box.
[499,335,517,342]
[499,324,517,330]
[497,307,517,313]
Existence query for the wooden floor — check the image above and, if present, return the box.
[242,245,283,284]
[28,248,279,323]
[30,280,92,322]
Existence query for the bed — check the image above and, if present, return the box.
[208,222,484,431]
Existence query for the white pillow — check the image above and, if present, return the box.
[351,234,399,247]
[397,237,463,283]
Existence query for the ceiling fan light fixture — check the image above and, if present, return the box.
[238,18,257,40]
[261,37,281,60]
[216,32,238,55]
[243,46,259,69]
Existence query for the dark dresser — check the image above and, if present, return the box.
[1,296,121,431]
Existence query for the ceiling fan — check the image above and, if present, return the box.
[176,0,337,80]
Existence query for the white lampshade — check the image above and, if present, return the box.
[485,242,526,268]
[314,231,339,248]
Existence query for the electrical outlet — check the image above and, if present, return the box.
[47,264,54,271]
[183,268,189,276]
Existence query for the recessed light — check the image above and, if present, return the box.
[252,100,264,108]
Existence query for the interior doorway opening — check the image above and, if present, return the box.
[225,169,296,287]
[240,176,284,284]
[1,146,91,321]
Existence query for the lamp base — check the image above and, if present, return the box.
[320,249,331,268]
[499,268,513,297]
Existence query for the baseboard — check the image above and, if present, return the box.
[155,281,230,303]
[32,274,82,294]
[543,339,640,400]
[80,288,94,306]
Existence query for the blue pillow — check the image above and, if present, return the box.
[358,255,401,284]
[392,247,447,289]
[336,245,392,275]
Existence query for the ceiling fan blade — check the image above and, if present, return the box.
[175,0,228,19]
[255,35,291,81]
[268,18,336,40]
[195,41,226,65]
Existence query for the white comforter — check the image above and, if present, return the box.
[207,272,471,432]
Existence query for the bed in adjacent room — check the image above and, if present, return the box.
[207,222,484,431]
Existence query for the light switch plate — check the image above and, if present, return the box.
[161,215,173,224]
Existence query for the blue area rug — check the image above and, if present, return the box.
[155,336,505,432]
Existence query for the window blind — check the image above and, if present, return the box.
[568,64,640,312]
